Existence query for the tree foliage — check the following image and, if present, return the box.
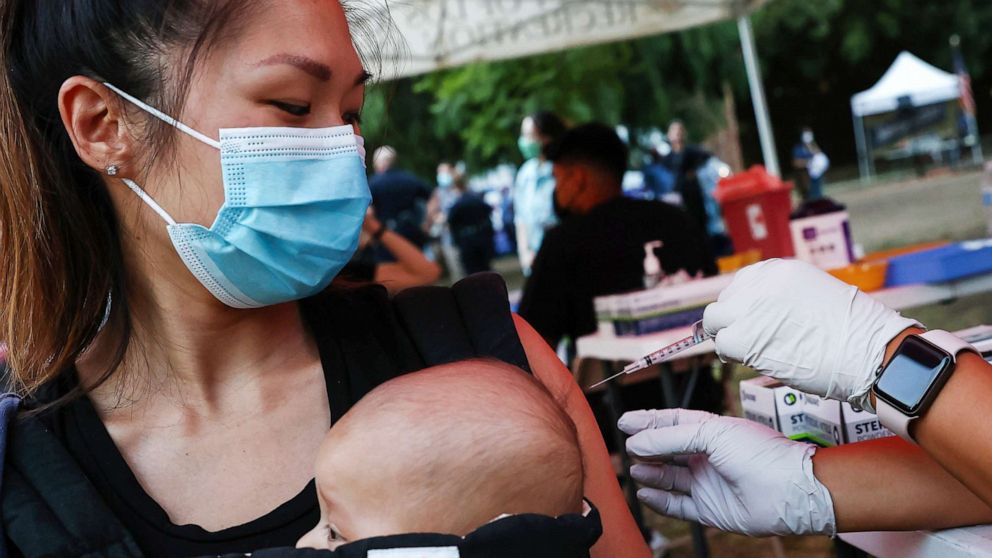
[361,0,992,179]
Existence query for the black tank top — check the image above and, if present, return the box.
[47,277,530,557]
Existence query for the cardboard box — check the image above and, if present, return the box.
[739,377,808,440]
[802,394,844,447]
[841,402,894,443]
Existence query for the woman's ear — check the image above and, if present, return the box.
[58,76,136,176]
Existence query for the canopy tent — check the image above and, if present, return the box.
[852,51,962,117]
[367,0,780,175]
[850,51,974,180]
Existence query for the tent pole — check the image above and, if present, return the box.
[853,112,870,183]
[737,14,780,177]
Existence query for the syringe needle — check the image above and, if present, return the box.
[588,370,626,390]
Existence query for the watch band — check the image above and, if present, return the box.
[875,330,977,443]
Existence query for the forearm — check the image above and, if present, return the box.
[378,230,441,283]
[814,437,992,532]
[913,352,992,506]
[871,328,992,508]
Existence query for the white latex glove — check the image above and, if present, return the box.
[620,408,836,537]
[704,259,921,411]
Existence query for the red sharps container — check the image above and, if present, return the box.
[714,165,795,259]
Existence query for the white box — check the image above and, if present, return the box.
[841,402,895,443]
[803,394,844,447]
[739,377,808,440]
[790,210,854,270]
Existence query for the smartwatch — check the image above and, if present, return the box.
[872,330,977,443]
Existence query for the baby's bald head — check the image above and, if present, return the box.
[313,360,584,542]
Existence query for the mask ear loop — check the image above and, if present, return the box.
[121,178,177,226]
[102,82,222,150]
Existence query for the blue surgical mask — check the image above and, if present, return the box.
[437,172,454,189]
[104,83,371,308]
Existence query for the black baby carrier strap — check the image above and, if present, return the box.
[1,402,143,558]
[391,273,531,374]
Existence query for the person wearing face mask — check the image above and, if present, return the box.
[0,2,649,557]
[425,161,464,279]
[519,123,717,353]
[792,126,829,201]
[513,111,567,276]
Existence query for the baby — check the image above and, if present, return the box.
[295,359,595,553]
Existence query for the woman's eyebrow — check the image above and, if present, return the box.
[255,53,332,81]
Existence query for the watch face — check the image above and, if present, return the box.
[875,336,952,415]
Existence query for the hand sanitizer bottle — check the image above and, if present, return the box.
[643,240,665,289]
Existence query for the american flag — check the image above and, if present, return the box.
[954,48,977,116]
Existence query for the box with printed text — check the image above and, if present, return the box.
[739,376,808,440]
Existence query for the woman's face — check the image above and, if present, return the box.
[117,0,367,268]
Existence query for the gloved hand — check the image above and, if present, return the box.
[620,408,836,537]
[704,259,921,411]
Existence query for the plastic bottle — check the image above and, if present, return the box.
[642,240,665,289]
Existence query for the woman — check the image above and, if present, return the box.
[0,1,645,556]
[513,111,566,276]
[625,259,992,537]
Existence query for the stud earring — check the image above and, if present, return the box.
[106,164,119,177]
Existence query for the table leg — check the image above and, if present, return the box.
[600,360,647,539]
[680,358,702,409]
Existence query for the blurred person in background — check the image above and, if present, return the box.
[447,172,495,275]
[792,126,829,201]
[519,123,724,502]
[514,111,568,276]
[370,146,432,260]
[341,208,442,294]
[426,161,464,279]
[658,120,711,241]
[519,123,717,351]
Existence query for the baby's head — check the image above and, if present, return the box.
[298,359,584,549]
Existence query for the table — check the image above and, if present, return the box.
[578,271,992,367]
[576,271,992,558]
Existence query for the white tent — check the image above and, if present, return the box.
[365,0,780,175]
[851,51,961,117]
[850,51,968,180]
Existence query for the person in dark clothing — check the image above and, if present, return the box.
[519,124,717,349]
[519,124,723,463]
[369,146,432,258]
[447,175,495,275]
[658,121,712,240]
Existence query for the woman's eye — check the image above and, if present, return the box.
[269,100,311,117]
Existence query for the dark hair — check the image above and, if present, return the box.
[546,123,629,186]
[529,110,567,143]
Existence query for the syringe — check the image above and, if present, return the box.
[588,320,714,389]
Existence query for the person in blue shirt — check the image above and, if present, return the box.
[513,111,567,275]
[792,127,828,201]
